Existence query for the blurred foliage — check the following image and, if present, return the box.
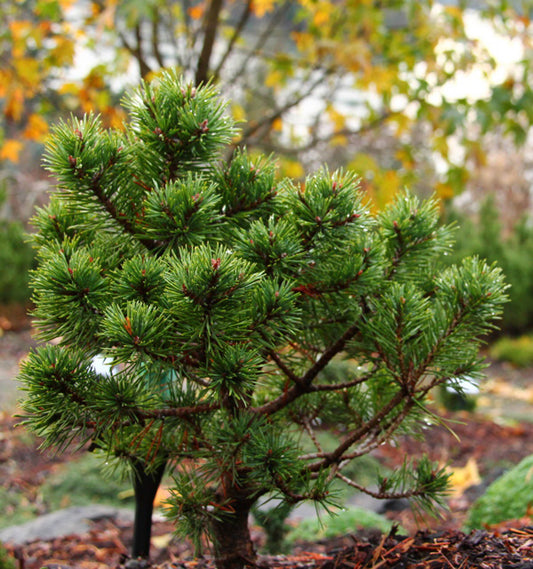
[0,542,15,569]
[40,453,134,511]
[287,506,398,542]
[0,486,39,529]
[0,220,34,305]
[446,196,533,335]
[1,0,533,204]
[467,454,533,530]
[490,335,533,368]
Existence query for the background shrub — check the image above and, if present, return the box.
[467,454,533,529]
[447,197,533,335]
[489,335,533,368]
[0,220,34,306]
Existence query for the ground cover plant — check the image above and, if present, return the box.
[467,454,533,530]
[18,71,508,569]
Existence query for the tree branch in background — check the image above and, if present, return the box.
[195,0,224,86]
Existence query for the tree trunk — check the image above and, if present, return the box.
[211,495,257,569]
[131,459,166,559]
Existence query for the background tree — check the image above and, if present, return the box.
[1,0,533,204]
[18,71,508,569]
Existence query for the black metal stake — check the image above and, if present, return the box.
[130,459,167,559]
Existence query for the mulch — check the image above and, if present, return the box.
[6,519,533,569]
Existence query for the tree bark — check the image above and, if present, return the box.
[211,494,257,569]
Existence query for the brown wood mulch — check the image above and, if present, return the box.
[6,521,533,569]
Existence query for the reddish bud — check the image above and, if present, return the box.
[211,258,221,270]
[68,155,77,168]
[74,129,83,140]
[68,267,74,275]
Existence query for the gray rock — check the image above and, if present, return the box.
[0,505,134,545]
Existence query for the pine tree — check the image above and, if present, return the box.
[18,71,508,569]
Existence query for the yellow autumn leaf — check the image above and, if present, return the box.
[265,69,283,89]
[313,6,332,27]
[153,485,173,507]
[4,88,25,121]
[272,117,283,131]
[252,0,275,18]
[152,533,173,549]
[447,457,481,496]
[23,113,49,142]
[188,3,205,20]
[435,182,454,200]
[8,20,31,40]
[50,36,76,66]
[0,140,24,163]
[0,70,13,97]
[105,107,127,130]
[58,0,77,9]
[231,103,246,123]
[58,82,80,95]
[14,58,41,86]
[282,159,304,179]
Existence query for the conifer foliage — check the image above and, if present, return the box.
[19,71,507,569]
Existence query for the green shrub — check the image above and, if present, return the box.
[446,197,533,335]
[0,220,34,305]
[40,452,134,510]
[287,506,396,542]
[467,454,533,529]
[490,335,533,367]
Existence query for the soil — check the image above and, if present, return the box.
[2,328,533,568]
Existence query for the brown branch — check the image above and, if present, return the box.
[195,0,224,86]
[118,25,152,79]
[236,69,333,149]
[88,169,158,251]
[225,2,291,86]
[335,471,429,501]
[266,348,303,385]
[307,387,407,472]
[252,322,361,416]
[151,10,165,69]
[308,373,373,393]
[138,401,220,420]
[213,0,253,79]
